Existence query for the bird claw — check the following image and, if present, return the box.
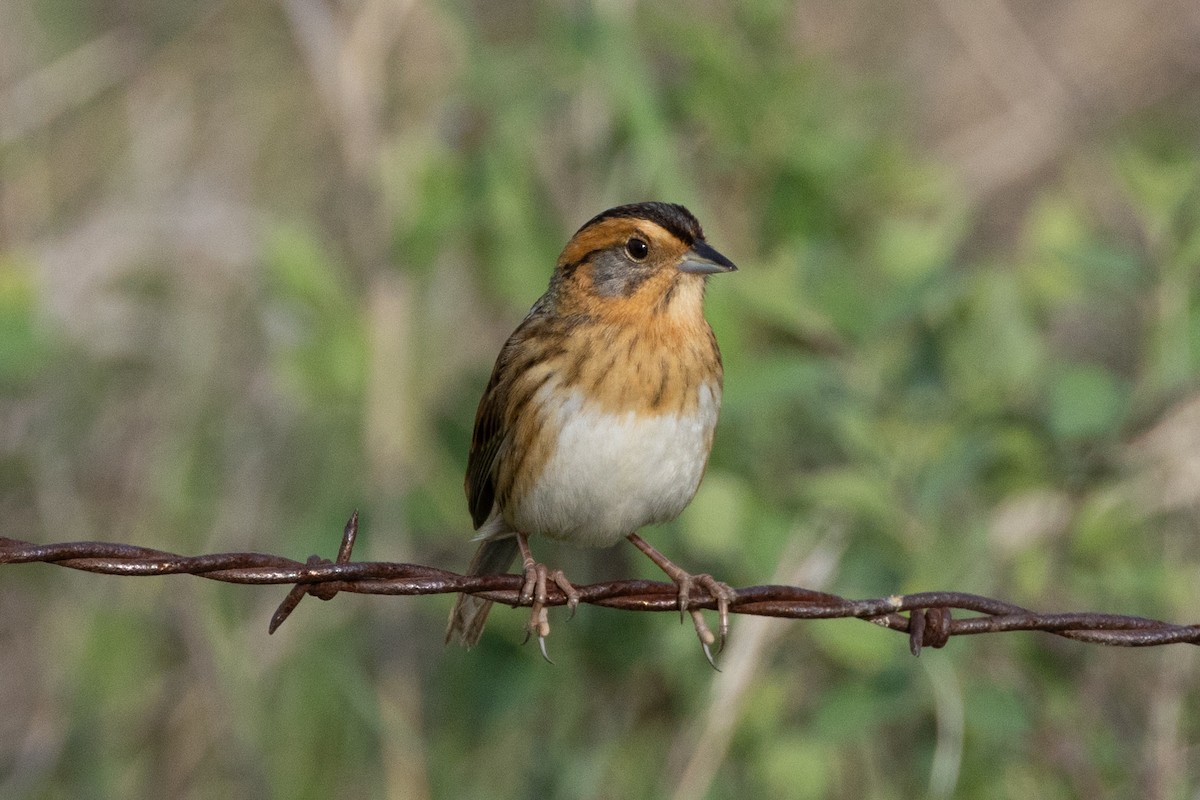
[694,574,735,653]
[515,538,577,662]
[675,572,693,623]
[699,637,720,672]
[517,556,544,606]
[675,574,735,661]
[550,569,579,619]
[624,533,736,666]
[518,603,555,663]
[690,609,722,671]
[657,566,729,652]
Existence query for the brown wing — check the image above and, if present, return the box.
[464,298,552,529]
[464,352,509,529]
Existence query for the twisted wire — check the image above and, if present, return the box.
[2,513,1197,654]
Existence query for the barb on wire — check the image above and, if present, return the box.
[1,513,1197,653]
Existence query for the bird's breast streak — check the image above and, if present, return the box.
[510,381,720,547]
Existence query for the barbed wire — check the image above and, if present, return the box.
[2,513,1197,655]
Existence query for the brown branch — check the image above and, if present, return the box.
[2,513,1197,654]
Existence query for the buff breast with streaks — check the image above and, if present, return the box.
[447,201,738,663]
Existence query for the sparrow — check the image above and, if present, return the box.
[445,201,737,663]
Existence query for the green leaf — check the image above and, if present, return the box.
[1047,364,1128,440]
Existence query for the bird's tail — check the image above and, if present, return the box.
[445,536,519,647]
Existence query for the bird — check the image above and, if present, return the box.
[445,201,737,663]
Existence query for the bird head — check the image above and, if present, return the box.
[549,202,736,317]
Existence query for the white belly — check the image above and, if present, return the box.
[510,382,720,547]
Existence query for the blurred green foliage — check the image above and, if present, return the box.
[2,1,1199,799]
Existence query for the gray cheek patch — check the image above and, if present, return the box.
[591,249,653,297]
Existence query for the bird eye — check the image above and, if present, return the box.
[625,237,649,261]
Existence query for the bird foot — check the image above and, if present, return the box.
[676,572,737,667]
[515,534,579,663]
[626,533,736,668]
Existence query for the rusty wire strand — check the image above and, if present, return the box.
[2,513,1198,654]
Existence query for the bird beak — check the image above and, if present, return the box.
[679,240,738,275]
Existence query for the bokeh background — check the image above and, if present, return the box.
[3,1,1200,798]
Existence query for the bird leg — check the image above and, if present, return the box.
[626,532,736,667]
[515,532,579,663]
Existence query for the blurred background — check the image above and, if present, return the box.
[3,1,1200,797]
